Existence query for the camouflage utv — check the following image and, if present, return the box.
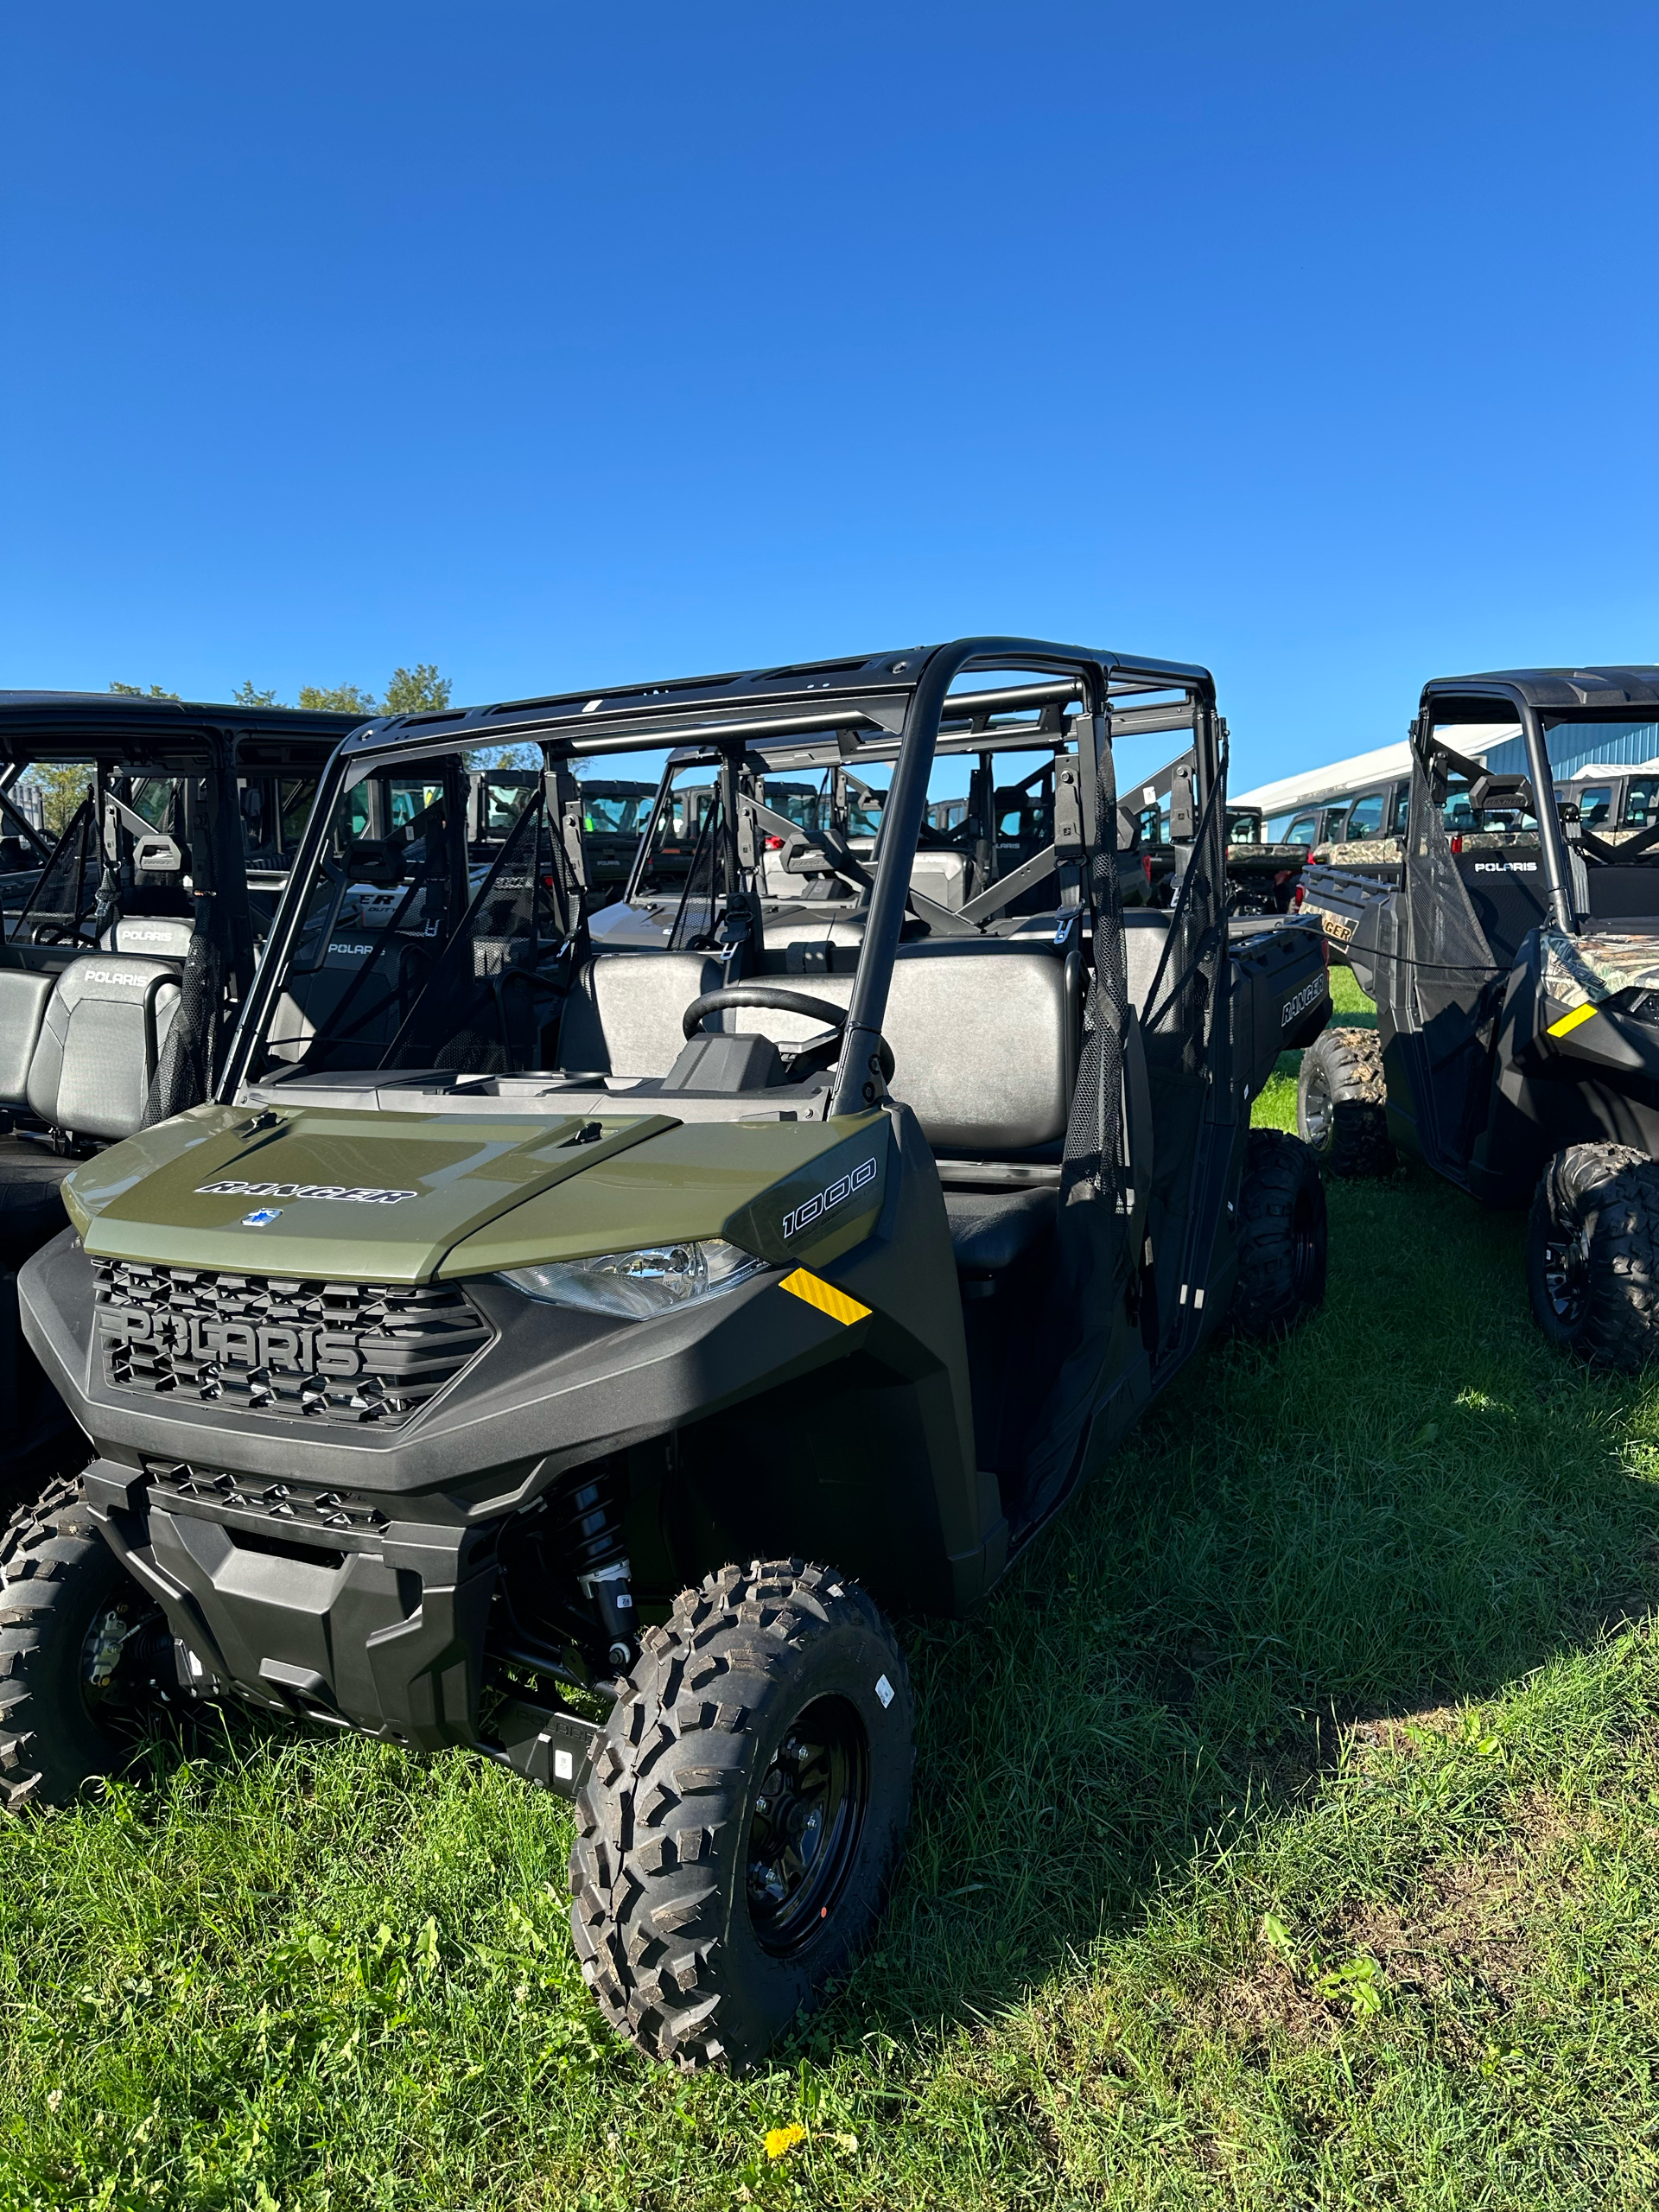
[1296,666,1659,1367]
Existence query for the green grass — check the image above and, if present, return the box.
[9,970,1659,2208]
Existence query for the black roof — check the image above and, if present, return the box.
[1423,667,1659,715]
[0,691,367,772]
[336,638,1216,768]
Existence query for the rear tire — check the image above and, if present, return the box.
[0,1474,162,1811]
[570,1558,912,2071]
[1527,1143,1659,1371]
[1232,1128,1328,1337]
[1297,1026,1394,1177]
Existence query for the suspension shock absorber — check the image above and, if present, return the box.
[550,1453,634,1674]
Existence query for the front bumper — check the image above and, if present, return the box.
[23,1227,875,1758]
[81,1454,498,1748]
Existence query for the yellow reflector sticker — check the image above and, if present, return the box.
[779,1268,871,1326]
[1548,1002,1599,1039]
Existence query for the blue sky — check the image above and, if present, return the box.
[3,2,1655,794]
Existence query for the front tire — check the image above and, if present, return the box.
[1232,1128,1328,1337]
[0,1475,163,1811]
[1297,1026,1394,1177]
[570,1559,912,2071]
[1528,1143,1659,1370]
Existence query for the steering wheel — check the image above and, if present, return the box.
[680,984,895,1081]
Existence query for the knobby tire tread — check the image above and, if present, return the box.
[1298,1026,1393,1178]
[0,1473,111,1811]
[570,1557,909,2071]
[1530,1142,1659,1372]
[1232,1127,1327,1338]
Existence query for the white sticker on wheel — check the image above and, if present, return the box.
[874,1674,894,1709]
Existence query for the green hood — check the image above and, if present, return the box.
[65,1103,888,1283]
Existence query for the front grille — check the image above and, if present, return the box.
[143,1458,391,1533]
[93,1261,493,1425]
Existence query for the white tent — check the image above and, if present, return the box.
[1564,759,1659,782]
[1232,726,1521,819]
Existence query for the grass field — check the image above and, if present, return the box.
[8,971,1659,2209]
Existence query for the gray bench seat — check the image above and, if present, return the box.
[558,938,1080,1155]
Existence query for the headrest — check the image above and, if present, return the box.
[100,916,197,958]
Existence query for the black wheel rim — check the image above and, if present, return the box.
[1542,1224,1591,1328]
[1302,1065,1333,1153]
[745,1695,869,1955]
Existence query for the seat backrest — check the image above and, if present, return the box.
[563,941,1077,1153]
[0,969,56,1109]
[26,954,181,1141]
[732,942,1077,1153]
[907,852,971,912]
[558,951,726,1076]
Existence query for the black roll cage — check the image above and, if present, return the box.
[0,693,362,995]
[1414,669,1659,938]
[221,639,1221,1115]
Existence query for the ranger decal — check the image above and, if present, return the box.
[1281,976,1325,1027]
[194,1179,418,1205]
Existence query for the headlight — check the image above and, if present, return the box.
[499,1238,767,1321]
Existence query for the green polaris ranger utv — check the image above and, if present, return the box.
[1294,666,1659,1366]
[3,639,1332,2069]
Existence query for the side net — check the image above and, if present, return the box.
[1403,753,1510,1159]
[1060,722,1128,1212]
[142,917,223,1126]
[1406,765,1501,993]
[1020,713,1133,1522]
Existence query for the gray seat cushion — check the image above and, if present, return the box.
[944,1186,1057,1272]
[26,954,181,1141]
[0,969,56,1109]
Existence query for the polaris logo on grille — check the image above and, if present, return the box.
[780,1156,878,1240]
[195,1180,418,1205]
[103,1306,365,1376]
[1281,976,1325,1027]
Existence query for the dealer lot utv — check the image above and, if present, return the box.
[4,639,1331,2069]
[1294,666,1659,1366]
[0,691,363,1488]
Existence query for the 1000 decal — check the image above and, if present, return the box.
[780,1156,879,1241]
